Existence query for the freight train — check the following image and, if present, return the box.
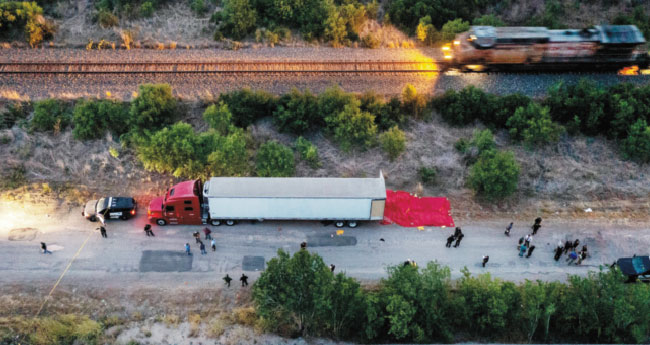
[443,25,648,71]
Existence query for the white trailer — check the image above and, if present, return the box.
[202,173,386,228]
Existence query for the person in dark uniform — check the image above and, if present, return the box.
[482,255,489,267]
[144,224,154,236]
[563,240,573,254]
[240,273,249,287]
[40,242,52,254]
[300,242,307,250]
[554,245,563,261]
[223,274,232,287]
[99,226,107,238]
[330,264,335,272]
[454,227,462,238]
[532,223,541,235]
[445,235,455,248]
[526,245,536,258]
[453,232,464,248]
[505,222,513,236]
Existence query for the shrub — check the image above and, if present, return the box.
[454,137,470,153]
[361,33,380,48]
[325,103,377,151]
[217,0,257,40]
[418,166,437,185]
[380,126,406,161]
[191,0,208,15]
[507,103,564,147]
[494,93,531,129]
[295,136,320,168]
[31,99,70,132]
[468,150,520,199]
[139,1,154,17]
[218,88,277,127]
[206,128,251,176]
[203,101,233,135]
[416,16,441,45]
[620,118,650,163]
[386,0,488,33]
[401,84,426,119]
[96,9,119,28]
[544,79,607,135]
[129,84,177,134]
[440,18,469,41]
[472,14,505,26]
[255,141,295,177]
[72,99,129,140]
[0,103,28,129]
[318,85,359,130]
[0,2,54,47]
[272,88,320,134]
[433,86,498,126]
[471,129,496,154]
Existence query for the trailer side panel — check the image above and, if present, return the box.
[207,197,376,220]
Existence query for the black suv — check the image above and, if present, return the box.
[617,255,650,283]
[83,197,137,222]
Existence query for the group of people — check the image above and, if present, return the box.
[186,228,216,255]
[554,239,588,265]
[445,227,465,248]
[517,218,542,259]
[222,273,248,287]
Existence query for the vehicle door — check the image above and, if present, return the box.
[164,205,182,224]
[181,200,200,224]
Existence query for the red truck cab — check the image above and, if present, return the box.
[148,179,204,225]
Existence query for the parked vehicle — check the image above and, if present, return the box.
[148,173,386,228]
[617,255,650,283]
[83,197,137,223]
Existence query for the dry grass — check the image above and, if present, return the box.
[206,315,227,338]
[188,313,202,337]
[231,307,257,326]
[162,314,180,328]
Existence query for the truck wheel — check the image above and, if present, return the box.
[347,221,358,228]
[156,219,167,226]
[89,215,97,222]
[335,220,345,228]
[210,219,222,226]
[225,220,236,226]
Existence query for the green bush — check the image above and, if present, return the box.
[418,166,437,185]
[72,99,129,140]
[454,137,470,153]
[203,101,233,135]
[471,129,496,154]
[272,88,320,134]
[31,99,70,132]
[433,86,498,127]
[96,8,119,27]
[325,103,377,151]
[318,85,359,128]
[621,119,650,163]
[0,2,54,47]
[360,92,406,131]
[139,1,154,17]
[207,128,251,176]
[440,18,469,41]
[468,149,520,199]
[295,136,320,168]
[361,33,380,48]
[218,88,277,127]
[386,0,489,34]
[129,84,177,134]
[494,93,531,129]
[255,141,295,177]
[401,84,427,119]
[191,0,208,15]
[216,0,257,39]
[416,15,441,45]
[380,126,406,161]
[544,79,607,135]
[507,102,564,147]
[0,103,28,129]
[472,14,505,26]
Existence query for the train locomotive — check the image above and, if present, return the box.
[444,25,648,71]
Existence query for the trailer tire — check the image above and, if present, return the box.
[210,219,222,226]
[335,220,345,228]
[347,221,358,228]
[225,220,236,226]
[156,219,167,226]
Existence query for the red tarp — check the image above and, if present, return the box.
[381,190,455,227]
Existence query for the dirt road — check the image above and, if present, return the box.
[2,204,649,289]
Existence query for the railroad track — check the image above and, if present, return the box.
[0,61,441,74]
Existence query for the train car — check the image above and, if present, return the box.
[445,25,648,71]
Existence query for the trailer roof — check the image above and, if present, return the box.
[204,175,386,199]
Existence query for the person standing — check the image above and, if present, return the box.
[453,232,464,248]
[199,241,207,255]
[573,239,580,251]
[99,226,107,238]
[564,240,573,254]
[566,250,578,265]
[240,273,248,287]
[223,274,232,287]
[554,245,563,261]
[40,242,52,254]
[203,227,212,240]
[211,239,216,252]
[526,245,536,258]
[330,264,335,272]
[454,227,462,238]
[482,255,489,267]
[445,235,455,248]
[300,242,307,250]
[519,243,527,257]
[505,222,513,236]
[185,243,191,255]
[532,223,541,236]
[524,234,532,247]
[193,231,201,244]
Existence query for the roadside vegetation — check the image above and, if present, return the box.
[0,1,55,47]
[252,249,650,343]
[7,79,650,201]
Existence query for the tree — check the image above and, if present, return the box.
[255,141,295,177]
[318,85,358,130]
[295,136,320,168]
[31,99,70,132]
[218,0,257,39]
[326,103,377,151]
[544,79,606,135]
[468,150,520,199]
[272,88,320,134]
[416,16,441,45]
[252,249,333,336]
[621,119,650,163]
[379,126,406,161]
[325,273,366,339]
[401,84,426,119]
[203,102,233,135]
[472,14,505,26]
[507,103,564,147]
[206,128,252,176]
[218,88,277,127]
[471,129,496,154]
[440,18,469,41]
[433,86,498,126]
[129,84,177,134]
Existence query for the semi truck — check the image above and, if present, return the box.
[147,173,386,228]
